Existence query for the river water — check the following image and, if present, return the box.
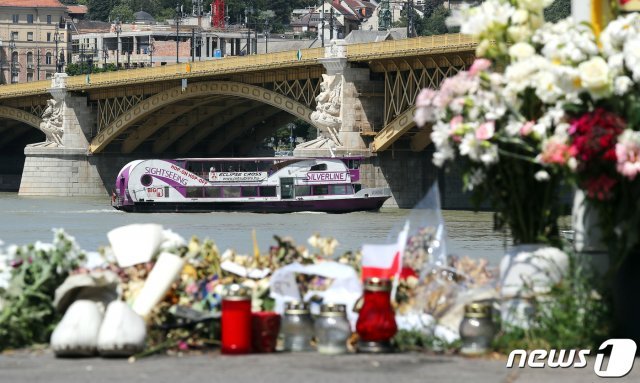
[0,192,509,265]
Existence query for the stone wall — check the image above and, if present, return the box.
[358,145,477,210]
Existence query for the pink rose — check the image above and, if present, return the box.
[520,121,535,136]
[616,138,640,180]
[476,121,495,140]
[416,88,437,107]
[469,58,492,76]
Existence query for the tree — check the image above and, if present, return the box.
[544,0,571,23]
[110,4,136,22]
[87,0,118,21]
[420,5,449,36]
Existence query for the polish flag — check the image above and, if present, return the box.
[361,222,410,282]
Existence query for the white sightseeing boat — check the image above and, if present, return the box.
[112,157,391,213]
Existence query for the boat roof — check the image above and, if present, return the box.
[174,156,363,162]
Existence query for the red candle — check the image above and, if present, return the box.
[251,311,281,353]
[221,287,252,354]
[356,278,397,343]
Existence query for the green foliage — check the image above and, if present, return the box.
[420,6,450,36]
[493,252,610,352]
[110,4,136,22]
[544,0,571,23]
[392,329,461,353]
[0,230,86,351]
[87,0,118,21]
[65,63,117,76]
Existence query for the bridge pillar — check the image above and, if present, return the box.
[19,74,106,197]
[296,40,382,157]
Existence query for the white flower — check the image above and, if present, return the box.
[431,121,451,148]
[508,42,535,61]
[508,25,532,43]
[433,145,455,167]
[623,36,640,82]
[567,157,578,171]
[464,168,486,191]
[476,39,491,57]
[511,9,529,25]
[479,144,499,165]
[578,57,612,99]
[458,0,516,37]
[534,170,550,182]
[614,76,633,96]
[534,70,563,104]
[608,53,625,75]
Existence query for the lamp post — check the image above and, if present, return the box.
[54,25,60,73]
[175,3,181,63]
[148,38,155,67]
[59,48,65,73]
[9,37,16,83]
[102,45,108,68]
[115,18,122,69]
[264,19,270,53]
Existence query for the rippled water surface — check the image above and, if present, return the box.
[0,192,510,264]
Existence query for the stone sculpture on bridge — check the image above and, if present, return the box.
[28,99,64,148]
[311,74,343,146]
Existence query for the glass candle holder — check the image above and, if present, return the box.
[221,284,252,354]
[251,311,281,353]
[355,278,397,353]
[315,303,351,355]
[281,301,314,352]
[459,301,495,356]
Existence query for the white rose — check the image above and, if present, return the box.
[508,25,532,43]
[511,9,529,25]
[509,42,536,61]
[534,170,550,182]
[614,76,633,96]
[578,57,612,99]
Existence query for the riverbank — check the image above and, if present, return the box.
[1,348,638,383]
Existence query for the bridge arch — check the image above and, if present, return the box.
[0,106,42,130]
[90,81,319,154]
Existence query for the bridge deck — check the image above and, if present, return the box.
[0,34,477,99]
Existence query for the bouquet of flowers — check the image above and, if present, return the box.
[415,0,640,256]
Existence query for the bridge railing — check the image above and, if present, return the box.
[347,33,477,60]
[64,47,326,89]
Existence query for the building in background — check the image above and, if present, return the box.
[0,0,72,84]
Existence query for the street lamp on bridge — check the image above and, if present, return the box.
[175,3,182,63]
[115,19,122,69]
[54,26,60,73]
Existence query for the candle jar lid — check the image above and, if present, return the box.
[319,303,347,317]
[223,284,251,301]
[464,301,492,318]
[363,277,392,292]
[285,301,310,315]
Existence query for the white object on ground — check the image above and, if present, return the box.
[395,312,436,334]
[97,301,146,357]
[221,260,271,279]
[107,224,164,268]
[270,261,362,329]
[132,252,185,318]
[499,244,569,328]
[53,270,120,314]
[50,300,104,357]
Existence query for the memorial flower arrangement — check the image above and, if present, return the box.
[415,0,640,257]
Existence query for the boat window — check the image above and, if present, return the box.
[354,184,362,193]
[164,186,170,198]
[330,185,349,195]
[259,186,276,197]
[295,185,311,196]
[222,186,241,198]
[313,185,329,195]
[140,174,153,187]
[186,187,203,198]
[310,163,327,171]
[204,187,221,198]
[347,160,361,169]
[242,186,258,197]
